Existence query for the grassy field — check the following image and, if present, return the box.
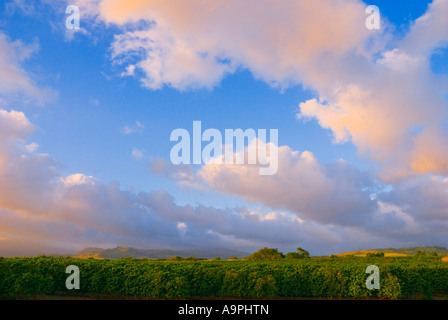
[1,255,448,300]
[336,250,409,258]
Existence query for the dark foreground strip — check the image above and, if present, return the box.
[0,299,443,318]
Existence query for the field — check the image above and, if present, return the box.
[1,255,448,300]
[336,251,409,258]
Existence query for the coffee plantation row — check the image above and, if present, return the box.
[1,256,448,299]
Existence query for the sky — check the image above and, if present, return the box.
[0,0,447,256]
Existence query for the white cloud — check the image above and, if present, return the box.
[89,97,100,106]
[64,27,91,42]
[131,148,143,160]
[61,173,96,187]
[111,26,235,90]
[5,0,36,15]
[0,109,34,141]
[121,121,144,134]
[400,0,448,55]
[25,142,39,153]
[177,222,187,235]
[0,32,56,105]
[84,0,371,90]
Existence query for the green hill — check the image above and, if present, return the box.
[336,245,448,257]
[376,246,448,255]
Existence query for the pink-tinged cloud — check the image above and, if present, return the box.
[151,141,448,246]
[75,0,372,90]
[152,141,378,226]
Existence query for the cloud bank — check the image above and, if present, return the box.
[0,109,349,255]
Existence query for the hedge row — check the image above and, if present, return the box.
[1,256,447,299]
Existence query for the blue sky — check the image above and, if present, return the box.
[0,0,447,256]
[1,0,413,186]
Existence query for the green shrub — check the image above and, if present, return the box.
[1,256,448,299]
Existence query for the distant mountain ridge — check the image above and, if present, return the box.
[56,245,448,260]
[75,246,248,260]
[336,245,448,257]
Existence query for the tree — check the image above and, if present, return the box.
[297,247,310,258]
[185,256,197,261]
[285,247,310,259]
[167,256,183,261]
[285,252,300,259]
[366,252,384,258]
[247,247,284,260]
